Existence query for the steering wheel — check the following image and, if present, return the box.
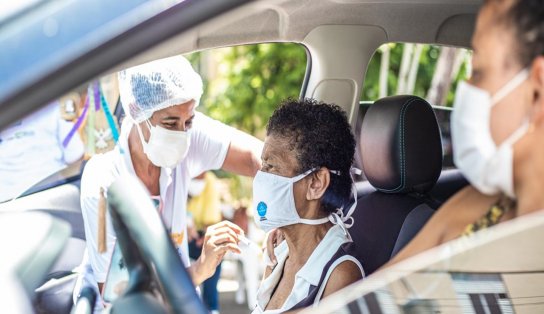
[107,174,208,314]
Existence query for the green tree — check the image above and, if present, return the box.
[186,44,307,199]
[187,43,307,139]
[362,43,470,107]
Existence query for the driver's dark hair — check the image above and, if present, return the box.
[486,0,544,67]
[266,98,355,214]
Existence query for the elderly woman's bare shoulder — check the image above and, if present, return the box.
[321,259,363,299]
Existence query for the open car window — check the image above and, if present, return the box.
[355,43,472,174]
[1,43,307,203]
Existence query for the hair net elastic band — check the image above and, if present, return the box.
[134,96,199,123]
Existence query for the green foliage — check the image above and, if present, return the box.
[187,43,306,139]
[184,42,470,198]
[186,44,306,199]
[362,44,470,107]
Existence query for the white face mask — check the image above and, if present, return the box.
[136,120,190,169]
[252,168,358,234]
[451,69,529,198]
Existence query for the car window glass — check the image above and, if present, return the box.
[186,43,307,139]
[312,212,544,314]
[0,74,120,203]
[357,43,472,174]
[185,42,307,199]
[0,43,307,203]
[0,1,41,21]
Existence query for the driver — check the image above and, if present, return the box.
[75,55,263,309]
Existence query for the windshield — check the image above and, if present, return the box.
[0,0,188,202]
[0,0,183,113]
[0,1,41,21]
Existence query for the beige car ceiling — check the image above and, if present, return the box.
[112,0,482,125]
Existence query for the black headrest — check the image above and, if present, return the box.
[360,95,442,194]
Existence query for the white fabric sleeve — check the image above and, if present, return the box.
[80,157,117,283]
[186,112,234,178]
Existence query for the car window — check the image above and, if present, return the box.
[357,43,471,172]
[185,42,307,198]
[186,43,307,139]
[0,43,307,203]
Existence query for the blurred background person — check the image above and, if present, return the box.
[0,102,84,202]
[188,171,224,314]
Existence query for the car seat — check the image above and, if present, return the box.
[351,95,443,275]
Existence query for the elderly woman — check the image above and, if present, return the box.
[77,55,262,309]
[251,99,364,313]
[389,0,544,265]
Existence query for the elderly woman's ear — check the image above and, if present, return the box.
[306,167,331,201]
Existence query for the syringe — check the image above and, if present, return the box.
[238,234,262,254]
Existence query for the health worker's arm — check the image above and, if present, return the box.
[221,128,263,177]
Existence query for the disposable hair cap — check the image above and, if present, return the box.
[118,55,203,123]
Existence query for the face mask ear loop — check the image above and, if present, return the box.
[328,166,361,241]
[145,119,154,131]
[502,119,530,148]
[491,69,529,105]
[329,212,352,241]
[135,122,149,153]
[340,167,362,228]
[290,167,318,183]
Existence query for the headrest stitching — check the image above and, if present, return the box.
[377,97,419,193]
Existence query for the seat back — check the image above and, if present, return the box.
[351,95,443,275]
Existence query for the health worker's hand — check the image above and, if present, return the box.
[192,221,243,284]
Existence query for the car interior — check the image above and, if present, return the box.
[353,95,467,275]
[0,0,482,313]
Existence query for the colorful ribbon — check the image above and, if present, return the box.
[61,81,120,148]
[62,95,89,148]
[99,86,120,143]
[86,87,96,155]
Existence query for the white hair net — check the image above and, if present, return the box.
[118,55,203,123]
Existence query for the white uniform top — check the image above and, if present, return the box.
[77,112,233,305]
[252,224,364,313]
[0,103,84,202]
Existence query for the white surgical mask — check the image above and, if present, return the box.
[451,69,529,198]
[136,120,190,169]
[252,168,359,234]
